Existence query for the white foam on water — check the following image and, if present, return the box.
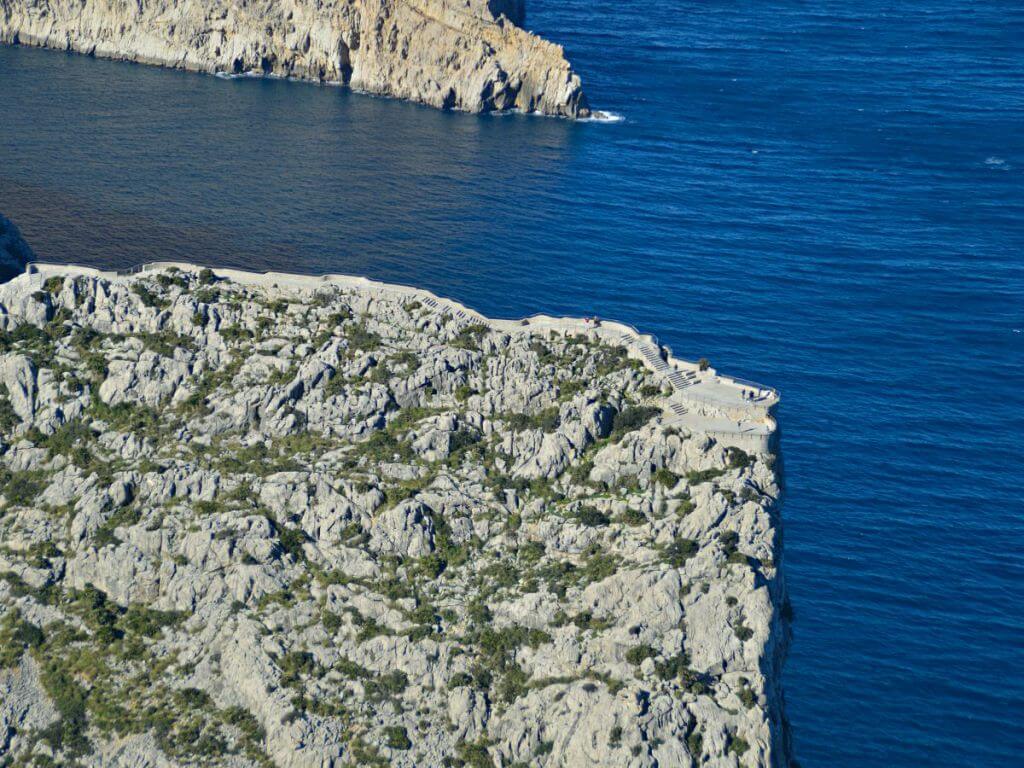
[985,156,1010,170]
[580,110,625,124]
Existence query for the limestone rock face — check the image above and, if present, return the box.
[0,247,791,765]
[0,0,591,116]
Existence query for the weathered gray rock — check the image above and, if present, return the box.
[0,257,791,767]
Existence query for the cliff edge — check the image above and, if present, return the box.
[0,0,591,116]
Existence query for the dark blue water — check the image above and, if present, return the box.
[2,2,1023,764]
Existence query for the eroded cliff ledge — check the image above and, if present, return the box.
[0,0,591,116]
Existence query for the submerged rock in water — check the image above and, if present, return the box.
[0,0,591,117]
[0,253,790,766]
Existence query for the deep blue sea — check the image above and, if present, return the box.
[1,1,1023,764]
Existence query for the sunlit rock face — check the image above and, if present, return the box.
[0,259,789,767]
[0,0,591,116]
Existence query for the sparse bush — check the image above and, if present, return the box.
[575,505,610,527]
[625,644,656,666]
[734,623,754,642]
[452,324,489,350]
[727,446,752,469]
[652,467,680,488]
[738,686,756,709]
[687,730,703,757]
[662,537,699,567]
[729,735,750,755]
[2,470,46,507]
[345,323,381,351]
[383,725,411,750]
[685,467,724,485]
[610,405,660,439]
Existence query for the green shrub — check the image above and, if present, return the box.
[738,686,756,709]
[662,537,699,567]
[581,551,619,583]
[497,664,529,703]
[278,650,320,686]
[687,730,703,757]
[37,657,90,756]
[456,740,493,768]
[0,613,44,667]
[575,505,610,527]
[729,735,750,755]
[43,276,64,294]
[610,406,660,439]
[726,447,752,469]
[506,407,561,432]
[739,486,758,503]
[364,670,408,701]
[619,507,647,526]
[120,605,185,637]
[452,324,489,350]
[344,324,381,351]
[652,467,679,488]
[0,387,19,432]
[448,672,473,689]
[625,645,656,666]
[685,467,724,485]
[41,419,96,459]
[654,653,690,681]
[383,725,411,750]
[518,540,545,564]
[2,470,46,507]
[132,283,167,309]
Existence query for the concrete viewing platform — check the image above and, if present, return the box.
[22,260,780,453]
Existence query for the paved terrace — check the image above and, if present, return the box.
[22,261,780,453]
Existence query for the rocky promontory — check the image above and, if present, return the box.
[0,0,591,117]
[0,254,790,766]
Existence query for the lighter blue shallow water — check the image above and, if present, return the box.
[1,2,1023,764]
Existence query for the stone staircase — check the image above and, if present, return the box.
[621,333,698,393]
[420,295,474,326]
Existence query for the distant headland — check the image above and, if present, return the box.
[0,0,592,117]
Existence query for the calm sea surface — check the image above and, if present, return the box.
[1,1,1023,764]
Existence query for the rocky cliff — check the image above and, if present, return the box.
[0,253,791,766]
[0,0,591,116]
